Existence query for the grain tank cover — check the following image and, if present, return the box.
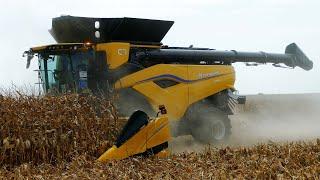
[49,16,174,44]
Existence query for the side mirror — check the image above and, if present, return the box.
[23,50,34,69]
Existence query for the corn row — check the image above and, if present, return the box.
[0,94,122,166]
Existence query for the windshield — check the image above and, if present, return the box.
[38,50,94,93]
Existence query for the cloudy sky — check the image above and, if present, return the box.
[0,0,319,94]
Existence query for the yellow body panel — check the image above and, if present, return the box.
[187,65,235,104]
[96,43,130,69]
[97,116,171,162]
[115,64,235,120]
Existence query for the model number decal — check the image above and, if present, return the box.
[117,48,127,56]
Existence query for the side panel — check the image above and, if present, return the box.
[115,64,189,119]
[187,65,235,105]
[115,64,235,120]
[96,42,130,69]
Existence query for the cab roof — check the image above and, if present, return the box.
[30,43,92,54]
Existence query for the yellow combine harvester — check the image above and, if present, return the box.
[24,16,313,161]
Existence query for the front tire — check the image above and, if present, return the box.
[189,107,231,144]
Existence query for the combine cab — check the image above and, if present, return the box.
[25,16,174,94]
[24,16,313,161]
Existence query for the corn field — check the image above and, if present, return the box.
[0,93,123,166]
[0,93,320,179]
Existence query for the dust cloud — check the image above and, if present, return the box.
[170,93,320,153]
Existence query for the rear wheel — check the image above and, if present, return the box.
[189,107,231,144]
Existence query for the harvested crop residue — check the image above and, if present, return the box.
[1,141,320,179]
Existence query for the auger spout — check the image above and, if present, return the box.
[137,43,313,71]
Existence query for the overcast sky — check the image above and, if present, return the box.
[0,0,319,94]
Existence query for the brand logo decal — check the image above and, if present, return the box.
[198,72,220,79]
